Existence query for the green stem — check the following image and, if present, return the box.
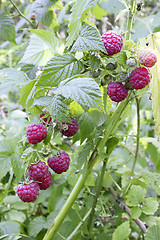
[87,158,107,231]
[125,0,135,40]
[9,0,37,28]
[42,97,130,240]
[132,96,140,172]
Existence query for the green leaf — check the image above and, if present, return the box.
[31,0,57,26]
[0,151,12,181]
[126,185,147,207]
[49,95,69,122]
[75,141,94,169]
[20,30,61,66]
[92,3,108,20]
[55,77,102,110]
[88,109,107,126]
[112,221,131,240]
[19,80,36,109]
[0,68,29,87]
[66,0,99,47]
[34,96,52,107]
[69,101,84,118]
[106,136,119,155]
[11,150,24,182]
[89,53,101,72]
[79,112,96,143]
[0,14,16,43]
[145,225,160,240]
[130,207,142,219]
[28,216,47,237]
[100,0,125,13]
[0,221,20,240]
[21,64,38,80]
[142,198,159,215]
[38,54,84,87]
[71,23,106,53]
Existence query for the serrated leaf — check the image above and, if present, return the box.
[88,109,107,126]
[139,33,160,138]
[89,54,101,72]
[142,198,159,215]
[28,216,47,237]
[38,54,84,87]
[0,68,29,87]
[0,14,16,43]
[100,0,125,13]
[69,101,84,118]
[20,30,61,66]
[121,171,133,188]
[34,96,52,107]
[75,141,94,169]
[11,150,24,182]
[130,207,142,219]
[112,221,131,240]
[0,221,20,239]
[145,225,160,240]
[49,94,69,122]
[55,77,102,110]
[66,0,99,47]
[71,23,107,53]
[19,80,36,109]
[21,64,38,79]
[126,185,147,207]
[79,112,96,143]
[31,0,57,26]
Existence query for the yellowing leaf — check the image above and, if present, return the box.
[139,33,160,139]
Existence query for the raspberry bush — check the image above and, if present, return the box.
[0,0,160,240]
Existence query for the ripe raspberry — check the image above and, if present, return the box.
[139,48,157,68]
[129,67,150,90]
[26,123,47,144]
[28,161,49,181]
[16,182,39,202]
[40,110,52,126]
[60,117,79,137]
[102,31,123,56]
[30,14,36,19]
[48,151,70,174]
[107,82,128,102]
[38,171,52,190]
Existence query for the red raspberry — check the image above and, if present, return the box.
[16,182,39,202]
[40,110,52,126]
[48,151,70,174]
[38,171,52,190]
[30,14,36,19]
[129,67,150,90]
[139,48,157,68]
[28,161,49,181]
[102,31,123,56]
[60,117,79,137]
[107,82,128,102]
[26,123,47,144]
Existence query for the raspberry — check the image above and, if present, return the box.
[129,67,150,90]
[102,31,123,56]
[26,123,47,144]
[30,14,36,19]
[38,171,52,190]
[40,110,52,126]
[16,182,39,202]
[107,82,128,102]
[60,117,79,137]
[139,48,157,68]
[28,161,49,181]
[48,151,70,174]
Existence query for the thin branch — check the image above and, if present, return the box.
[109,187,148,233]
[125,0,135,40]
[87,158,107,231]
[132,96,140,172]
[9,0,37,28]
[67,209,92,240]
